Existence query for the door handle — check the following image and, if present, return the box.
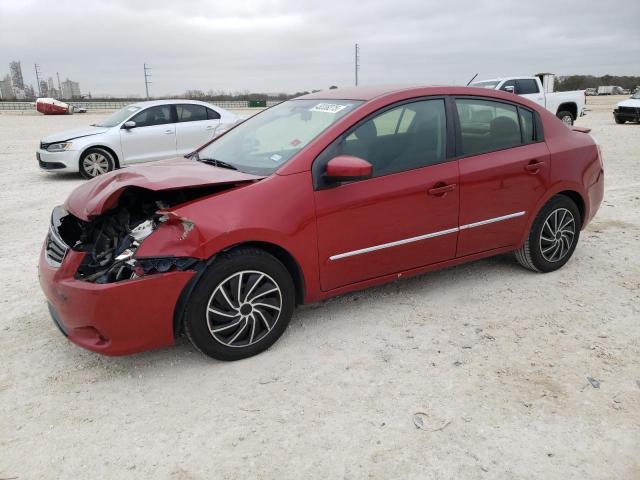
[428,183,456,196]
[206,125,216,130]
[164,129,174,135]
[525,160,545,173]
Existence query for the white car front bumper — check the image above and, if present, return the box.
[37,149,80,173]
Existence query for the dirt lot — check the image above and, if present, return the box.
[1,96,639,479]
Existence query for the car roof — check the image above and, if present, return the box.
[128,99,216,108]
[295,84,543,104]
[297,85,426,101]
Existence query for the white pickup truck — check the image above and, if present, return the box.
[471,73,586,125]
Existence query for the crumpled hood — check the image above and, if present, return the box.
[42,125,109,143]
[65,158,265,221]
[617,98,640,108]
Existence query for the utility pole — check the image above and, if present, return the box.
[56,72,62,96]
[354,43,360,86]
[34,63,42,96]
[144,63,152,99]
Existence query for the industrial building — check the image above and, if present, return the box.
[60,78,81,99]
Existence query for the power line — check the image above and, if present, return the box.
[354,43,360,86]
[144,63,152,99]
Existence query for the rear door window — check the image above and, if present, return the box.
[176,104,207,122]
[517,79,540,94]
[455,98,522,156]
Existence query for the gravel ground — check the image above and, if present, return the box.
[1,96,638,479]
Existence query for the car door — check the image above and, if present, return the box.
[454,97,550,257]
[313,98,459,291]
[119,105,177,164]
[174,104,221,155]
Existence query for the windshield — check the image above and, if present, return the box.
[470,80,500,89]
[196,99,363,175]
[95,105,141,127]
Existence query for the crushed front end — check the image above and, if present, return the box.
[38,188,206,355]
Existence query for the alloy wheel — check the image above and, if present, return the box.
[206,270,282,348]
[82,152,110,177]
[539,208,576,262]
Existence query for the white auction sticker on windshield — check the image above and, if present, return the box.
[309,103,350,114]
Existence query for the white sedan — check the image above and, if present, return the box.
[37,100,242,178]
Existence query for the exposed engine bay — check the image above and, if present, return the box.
[51,186,227,283]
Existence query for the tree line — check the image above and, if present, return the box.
[556,75,640,91]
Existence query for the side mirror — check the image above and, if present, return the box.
[504,86,515,94]
[325,155,372,182]
[123,121,136,129]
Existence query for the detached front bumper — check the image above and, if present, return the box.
[37,149,80,173]
[38,246,195,356]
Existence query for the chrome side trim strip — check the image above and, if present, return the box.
[459,211,525,230]
[329,227,459,261]
[328,211,526,261]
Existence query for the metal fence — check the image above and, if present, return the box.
[0,100,281,111]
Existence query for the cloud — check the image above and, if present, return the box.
[0,0,638,96]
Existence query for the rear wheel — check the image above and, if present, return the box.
[515,195,581,273]
[557,110,574,126]
[183,248,295,361]
[79,148,115,179]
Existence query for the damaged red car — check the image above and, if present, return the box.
[39,86,604,360]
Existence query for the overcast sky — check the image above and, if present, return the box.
[1,0,638,96]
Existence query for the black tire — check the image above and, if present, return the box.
[79,147,115,179]
[614,117,626,124]
[556,110,574,126]
[514,195,582,273]
[183,248,295,361]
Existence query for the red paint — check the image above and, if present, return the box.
[315,160,458,290]
[40,85,604,356]
[36,98,70,115]
[325,155,373,179]
[457,141,551,256]
[39,249,194,355]
[65,158,264,220]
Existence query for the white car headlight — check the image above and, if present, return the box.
[47,142,72,152]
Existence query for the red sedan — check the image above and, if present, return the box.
[39,86,604,360]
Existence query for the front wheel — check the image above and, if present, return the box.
[183,248,295,361]
[79,148,115,179]
[614,117,626,124]
[557,110,574,126]
[515,195,582,273]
